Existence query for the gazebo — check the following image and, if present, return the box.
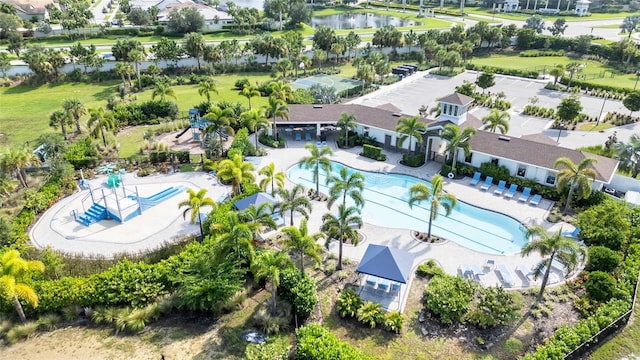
[233,192,285,232]
[356,244,415,312]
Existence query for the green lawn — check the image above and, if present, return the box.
[589,299,640,360]
[458,6,635,22]
[470,54,639,89]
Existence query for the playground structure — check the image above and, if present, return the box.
[174,109,228,148]
[74,169,185,226]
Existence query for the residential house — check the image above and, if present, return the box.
[156,0,233,30]
[1,0,53,21]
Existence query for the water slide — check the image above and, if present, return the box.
[175,126,191,139]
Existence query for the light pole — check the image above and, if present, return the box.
[596,93,608,127]
[556,122,565,143]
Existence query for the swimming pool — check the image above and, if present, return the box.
[287,162,529,255]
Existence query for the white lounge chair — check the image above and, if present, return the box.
[496,264,515,287]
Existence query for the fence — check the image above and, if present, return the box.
[563,270,640,359]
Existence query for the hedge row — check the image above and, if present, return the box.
[295,324,374,360]
[519,50,565,57]
[465,63,539,79]
[559,77,635,96]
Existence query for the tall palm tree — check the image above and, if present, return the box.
[565,62,583,89]
[337,112,357,148]
[211,211,256,267]
[259,162,285,196]
[241,108,270,149]
[522,225,585,302]
[549,64,564,86]
[204,106,236,157]
[216,154,256,196]
[240,83,261,109]
[281,218,324,274]
[299,143,333,197]
[0,146,39,188]
[178,188,217,239]
[115,61,133,89]
[554,157,597,214]
[129,49,145,91]
[49,110,73,140]
[613,134,640,178]
[396,115,427,154]
[87,107,115,147]
[0,249,45,322]
[321,204,362,270]
[151,81,176,101]
[252,250,293,315]
[327,166,364,211]
[266,96,289,141]
[482,108,511,134]
[408,174,457,240]
[277,184,312,226]
[239,203,278,240]
[441,124,477,174]
[62,98,87,134]
[270,80,293,103]
[198,78,218,103]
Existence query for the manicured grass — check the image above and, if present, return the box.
[593,24,624,29]
[470,54,639,89]
[458,6,636,22]
[0,81,119,150]
[577,122,613,131]
[116,125,159,158]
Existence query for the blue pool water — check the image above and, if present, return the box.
[287,162,529,255]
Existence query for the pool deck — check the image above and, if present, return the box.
[30,141,579,301]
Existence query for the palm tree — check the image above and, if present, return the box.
[299,143,333,197]
[240,83,261,109]
[241,108,270,150]
[0,249,45,322]
[549,65,564,86]
[129,49,145,91]
[281,218,324,274]
[49,110,73,140]
[87,107,115,147]
[178,188,217,239]
[277,184,312,226]
[327,166,364,211]
[151,81,176,101]
[441,124,477,174]
[204,106,235,157]
[565,61,583,88]
[211,212,256,266]
[0,146,39,188]
[614,134,640,178]
[62,98,87,134]
[115,61,133,89]
[266,96,289,141]
[321,204,362,270]
[239,203,278,240]
[408,174,457,240]
[554,157,597,214]
[337,112,357,148]
[396,115,427,154]
[270,80,293,103]
[252,250,293,315]
[216,153,256,196]
[482,108,511,134]
[198,78,218,103]
[259,162,285,196]
[522,225,585,302]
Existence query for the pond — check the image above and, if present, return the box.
[311,13,422,29]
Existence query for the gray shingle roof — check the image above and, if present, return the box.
[469,131,618,182]
[438,93,475,106]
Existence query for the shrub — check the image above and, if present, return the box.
[467,286,522,329]
[423,274,474,325]
[585,271,621,302]
[416,259,445,278]
[278,268,318,319]
[465,63,539,79]
[586,246,621,273]
[335,287,362,318]
[356,301,384,328]
[296,324,374,360]
[478,162,510,183]
[228,128,256,156]
[5,322,39,344]
[361,144,386,161]
[234,78,251,90]
[402,153,425,167]
[384,311,404,333]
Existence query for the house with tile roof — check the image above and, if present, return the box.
[1,0,53,21]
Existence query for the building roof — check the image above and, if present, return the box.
[356,244,415,283]
[2,0,52,15]
[438,92,475,106]
[287,104,432,132]
[469,131,618,182]
[520,133,559,145]
[157,1,232,21]
[233,193,277,211]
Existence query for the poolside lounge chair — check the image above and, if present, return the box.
[529,194,542,207]
[562,227,581,238]
[295,132,301,141]
[469,172,481,186]
[471,264,484,277]
[494,180,507,195]
[496,264,515,287]
[484,259,496,272]
[316,140,322,146]
[321,140,327,146]
[365,276,377,288]
[458,264,473,278]
[390,283,401,294]
[504,184,518,199]
[480,176,493,191]
[378,279,390,292]
[516,265,533,280]
[518,187,532,202]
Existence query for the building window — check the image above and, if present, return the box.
[464,152,472,163]
[517,166,526,177]
[546,174,556,185]
[453,106,458,116]
[491,158,499,166]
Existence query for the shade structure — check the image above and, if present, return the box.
[356,244,415,284]
[234,192,278,211]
